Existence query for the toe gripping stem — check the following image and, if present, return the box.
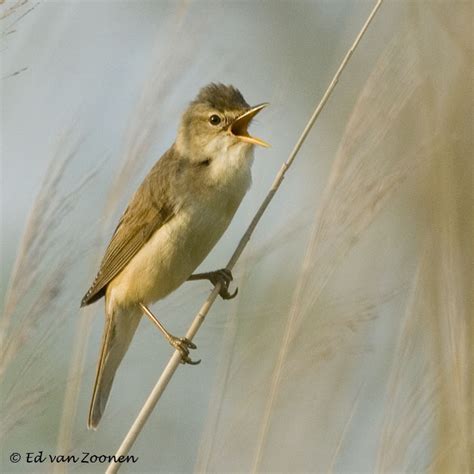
[139,302,200,365]
[169,336,201,365]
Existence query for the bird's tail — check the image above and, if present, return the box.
[88,302,141,429]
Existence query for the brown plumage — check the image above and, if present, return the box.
[81,83,268,428]
[81,150,177,307]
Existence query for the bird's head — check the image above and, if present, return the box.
[176,83,269,159]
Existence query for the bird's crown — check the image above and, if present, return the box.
[192,83,250,112]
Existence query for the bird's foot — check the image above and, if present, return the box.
[168,336,200,365]
[206,269,238,300]
[188,268,238,299]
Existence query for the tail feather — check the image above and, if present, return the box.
[88,304,141,429]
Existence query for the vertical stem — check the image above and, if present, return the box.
[107,2,384,471]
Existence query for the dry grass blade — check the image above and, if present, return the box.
[0,0,39,35]
[376,8,471,469]
[106,2,384,472]
[193,214,307,472]
[375,249,439,472]
[0,1,29,21]
[298,30,426,323]
[1,133,100,369]
[102,0,193,224]
[193,258,250,472]
[55,1,196,462]
[1,384,50,437]
[376,193,470,472]
[0,132,104,440]
[427,158,471,473]
[250,26,433,471]
[1,138,73,330]
[326,382,366,474]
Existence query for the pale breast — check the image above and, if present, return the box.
[107,153,252,309]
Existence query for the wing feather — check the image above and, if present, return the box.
[81,151,177,306]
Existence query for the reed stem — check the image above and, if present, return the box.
[107,2,384,471]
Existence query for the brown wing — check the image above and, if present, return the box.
[81,151,177,307]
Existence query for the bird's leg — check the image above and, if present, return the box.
[138,303,200,365]
[187,268,238,300]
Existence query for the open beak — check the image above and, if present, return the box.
[230,103,270,148]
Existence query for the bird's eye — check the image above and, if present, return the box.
[209,114,222,126]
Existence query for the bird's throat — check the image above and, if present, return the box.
[206,142,253,191]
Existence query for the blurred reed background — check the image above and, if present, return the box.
[1,1,471,473]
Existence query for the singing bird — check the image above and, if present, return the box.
[81,83,269,429]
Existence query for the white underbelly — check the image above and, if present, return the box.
[107,141,254,311]
[107,197,241,308]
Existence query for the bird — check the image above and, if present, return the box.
[80,83,269,429]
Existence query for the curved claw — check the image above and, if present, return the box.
[208,269,238,300]
[170,336,200,365]
[220,286,238,300]
[181,356,201,365]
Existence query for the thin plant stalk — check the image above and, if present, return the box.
[55,3,193,462]
[106,2,384,471]
[326,382,365,474]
